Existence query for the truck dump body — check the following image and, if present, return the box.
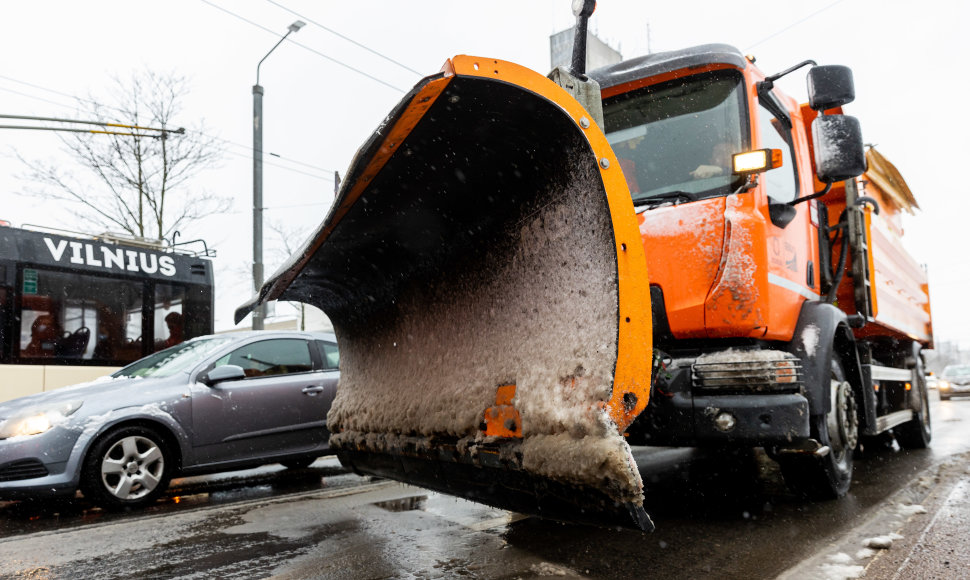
[829,148,932,346]
[238,56,655,530]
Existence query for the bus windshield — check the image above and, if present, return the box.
[603,70,748,206]
[113,336,235,379]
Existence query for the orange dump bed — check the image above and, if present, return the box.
[830,148,933,346]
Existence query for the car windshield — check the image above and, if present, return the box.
[603,70,748,206]
[112,336,236,379]
[942,365,970,378]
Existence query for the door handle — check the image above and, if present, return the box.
[302,386,325,395]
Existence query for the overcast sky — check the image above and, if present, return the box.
[1,1,967,344]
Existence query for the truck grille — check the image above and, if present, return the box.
[692,351,802,393]
[0,459,49,482]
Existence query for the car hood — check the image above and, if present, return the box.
[0,374,184,418]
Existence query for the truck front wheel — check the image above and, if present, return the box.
[779,357,858,499]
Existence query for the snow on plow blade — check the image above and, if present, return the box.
[236,56,654,531]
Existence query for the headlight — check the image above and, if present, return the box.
[939,381,951,390]
[0,401,83,439]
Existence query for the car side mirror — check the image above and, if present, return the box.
[812,115,866,183]
[807,65,855,111]
[202,364,246,385]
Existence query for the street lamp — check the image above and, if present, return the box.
[252,20,305,330]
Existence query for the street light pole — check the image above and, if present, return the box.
[252,20,304,330]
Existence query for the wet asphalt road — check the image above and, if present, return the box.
[0,391,967,579]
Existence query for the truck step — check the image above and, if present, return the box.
[875,410,916,433]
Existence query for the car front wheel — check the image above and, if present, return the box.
[81,425,172,509]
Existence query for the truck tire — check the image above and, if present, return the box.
[778,357,858,499]
[895,357,932,449]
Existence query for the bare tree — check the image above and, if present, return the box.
[267,220,311,329]
[17,69,228,241]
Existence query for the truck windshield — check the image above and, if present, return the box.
[603,70,748,206]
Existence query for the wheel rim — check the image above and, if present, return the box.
[827,379,859,466]
[100,435,165,501]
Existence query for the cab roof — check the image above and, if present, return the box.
[590,43,747,91]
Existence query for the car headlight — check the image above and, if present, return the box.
[939,381,950,390]
[0,401,83,439]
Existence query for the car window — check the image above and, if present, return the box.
[942,365,970,378]
[114,336,235,379]
[214,339,313,378]
[317,340,339,370]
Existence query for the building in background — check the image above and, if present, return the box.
[549,27,622,71]
[223,303,333,334]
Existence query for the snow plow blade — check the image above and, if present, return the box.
[236,56,654,531]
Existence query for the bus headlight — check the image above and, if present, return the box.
[0,401,83,439]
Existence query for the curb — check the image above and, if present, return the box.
[776,450,970,579]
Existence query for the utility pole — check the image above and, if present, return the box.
[252,20,304,330]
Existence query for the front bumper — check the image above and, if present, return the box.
[629,359,810,447]
[0,426,84,499]
[939,384,970,398]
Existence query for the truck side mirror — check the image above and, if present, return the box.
[812,115,866,183]
[807,65,855,111]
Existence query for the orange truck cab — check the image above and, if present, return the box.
[591,44,933,499]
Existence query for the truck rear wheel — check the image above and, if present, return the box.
[895,356,932,449]
[779,357,858,499]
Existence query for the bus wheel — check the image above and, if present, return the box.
[779,357,858,499]
[81,425,172,509]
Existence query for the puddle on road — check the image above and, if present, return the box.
[372,496,428,512]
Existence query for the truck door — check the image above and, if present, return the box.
[757,93,821,338]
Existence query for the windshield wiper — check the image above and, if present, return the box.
[634,190,696,208]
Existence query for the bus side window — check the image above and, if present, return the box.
[20,294,60,359]
[17,269,145,363]
[0,264,6,362]
[154,283,185,352]
[0,283,7,362]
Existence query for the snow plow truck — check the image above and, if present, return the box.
[237,2,933,532]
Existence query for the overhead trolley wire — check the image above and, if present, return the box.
[745,0,850,52]
[199,0,408,93]
[0,76,337,180]
[266,0,424,77]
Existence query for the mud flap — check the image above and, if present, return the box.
[236,56,654,530]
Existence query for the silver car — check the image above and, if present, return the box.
[0,331,339,508]
[939,364,970,401]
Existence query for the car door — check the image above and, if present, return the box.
[189,337,331,465]
[314,338,340,437]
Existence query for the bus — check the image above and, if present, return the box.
[0,223,214,402]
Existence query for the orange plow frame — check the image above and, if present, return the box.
[237,56,655,530]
